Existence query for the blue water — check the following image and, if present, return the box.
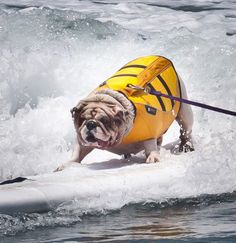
[0,0,236,242]
[1,193,236,242]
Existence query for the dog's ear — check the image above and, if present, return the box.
[70,107,79,118]
[70,101,88,119]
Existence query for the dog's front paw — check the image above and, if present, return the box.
[54,164,66,172]
[146,151,160,163]
[54,161,78,172]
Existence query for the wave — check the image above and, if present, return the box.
[0,2,235,235]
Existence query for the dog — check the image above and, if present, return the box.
[59,55,194,169]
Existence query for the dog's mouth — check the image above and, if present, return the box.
[78,119,121,148]
[97,138,110,148]
[85,132,111,148]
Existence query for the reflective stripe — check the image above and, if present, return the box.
[110,74,137,79]
[119,65,147,71]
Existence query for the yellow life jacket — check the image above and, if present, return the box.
[96,55,181,144]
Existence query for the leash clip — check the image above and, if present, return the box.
[127,84,150,94]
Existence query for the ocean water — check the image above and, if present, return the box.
[0,0,235,242]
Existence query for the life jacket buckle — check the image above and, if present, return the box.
[127,84,150,94]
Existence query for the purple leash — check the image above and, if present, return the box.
[149,90,236,117]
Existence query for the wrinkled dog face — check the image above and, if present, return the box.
[71,101,131,148]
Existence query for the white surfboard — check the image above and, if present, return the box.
[0,158,191,215]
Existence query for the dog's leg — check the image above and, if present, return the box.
[55,142,93,171]
[70,143,93,163]
[144,137,162,163]
[174,77,194,153]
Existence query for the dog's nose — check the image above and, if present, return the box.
[86,121,97,130]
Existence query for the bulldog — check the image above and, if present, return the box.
[60,56,194,169]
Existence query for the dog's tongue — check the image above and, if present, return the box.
[97,139,109,148]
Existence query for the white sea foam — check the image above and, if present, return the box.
[0,0,235,220]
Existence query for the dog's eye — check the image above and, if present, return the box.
[100,117,110,126]
[114,118,122,126]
